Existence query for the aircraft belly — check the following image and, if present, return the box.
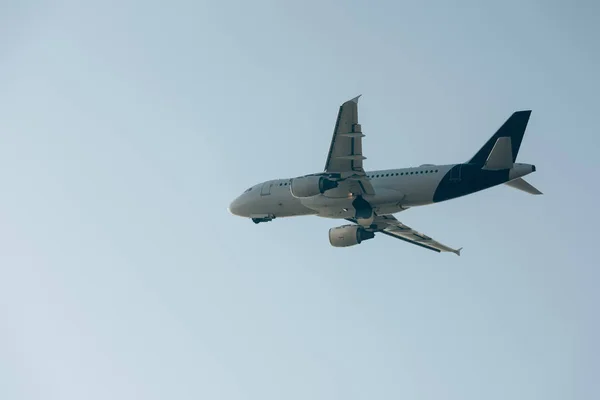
[300,195,354,216]
[373,204,406,215]
[255,191,316,217]
[300,190,404,219]
[279,196,317,216]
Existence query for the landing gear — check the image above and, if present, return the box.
[252,216,275,224]
[352,195,373,219]
[352,195,374,226]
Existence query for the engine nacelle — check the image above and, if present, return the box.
[329,225,375,248]
[290,176,338,198]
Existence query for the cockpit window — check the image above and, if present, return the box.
[244,187,252,193]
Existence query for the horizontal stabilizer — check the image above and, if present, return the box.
[483,137,513,170]
[505,178,543,195]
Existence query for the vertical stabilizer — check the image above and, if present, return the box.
[469,111,531,166]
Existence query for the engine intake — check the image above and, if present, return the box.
[290,175,338,198]
[329,225,375,247]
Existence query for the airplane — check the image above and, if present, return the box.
[228,96,541,255]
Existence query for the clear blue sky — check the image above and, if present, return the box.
[1,1,598,399]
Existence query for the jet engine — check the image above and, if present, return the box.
[290,176,338,198]
[329,225,375,247]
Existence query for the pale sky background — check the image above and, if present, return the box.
[1,1,598,399]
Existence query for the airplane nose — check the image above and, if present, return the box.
[228,197,243,216]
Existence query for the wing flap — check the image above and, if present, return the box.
[368,215,462,255]
[379,230,443,253]
[334,155,367,161]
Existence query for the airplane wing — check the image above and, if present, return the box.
[324,95,374,195]
[348,214,462,255]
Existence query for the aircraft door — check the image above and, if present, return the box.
[260,181,272,196]
[450,165,462,182]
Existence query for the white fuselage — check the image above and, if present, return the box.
[228,163,535,221]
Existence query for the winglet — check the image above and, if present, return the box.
[454,247,463,256]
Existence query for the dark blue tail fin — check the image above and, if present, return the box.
[469,111,531,166]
